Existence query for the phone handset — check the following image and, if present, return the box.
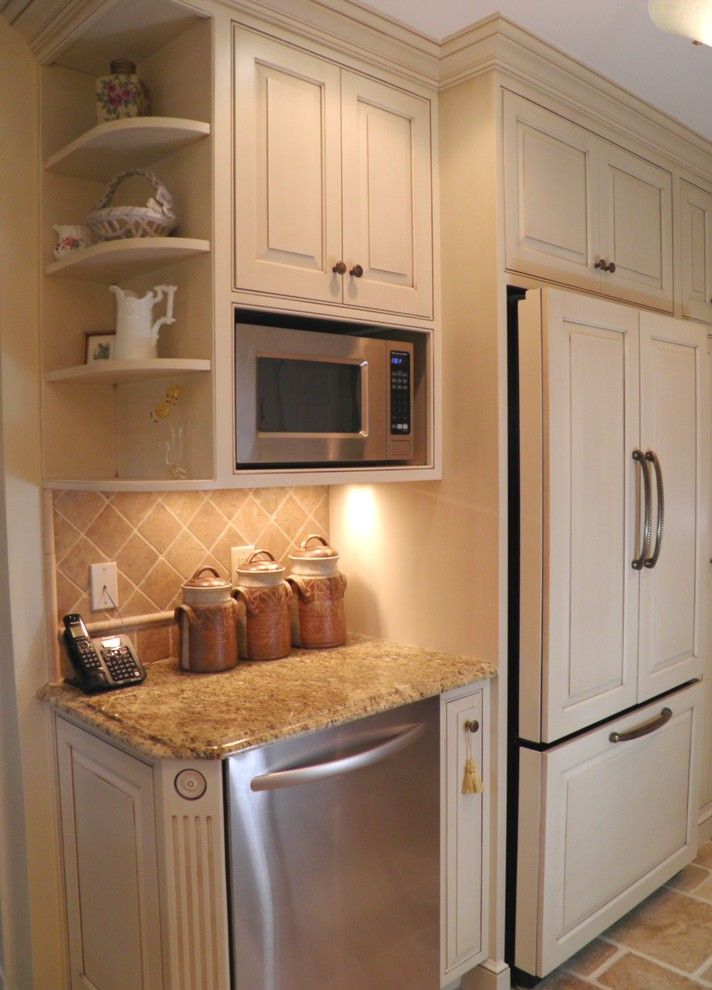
[62,613,146,694]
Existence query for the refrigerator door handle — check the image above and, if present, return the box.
[644,450,665,569]
[250,722,425,791]
[632,450,652,570]
[609,706,672,743]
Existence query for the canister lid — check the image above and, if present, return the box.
[183,565,231,590]
[237,549,285,574]
[109,59,137,75]
[290,534,339,559]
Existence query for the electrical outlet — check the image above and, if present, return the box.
[230,545,255,587]
[90,562,118,611]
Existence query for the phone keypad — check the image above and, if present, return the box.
[77,640,102,670]
[101,645,143,683]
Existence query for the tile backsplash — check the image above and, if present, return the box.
[52,486,329,662]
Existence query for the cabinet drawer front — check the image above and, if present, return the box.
[680,179,712,325]
[517,683,700,978]
[233,27,342,302]
[503,92,598,291]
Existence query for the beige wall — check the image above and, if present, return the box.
[0,16,67,990]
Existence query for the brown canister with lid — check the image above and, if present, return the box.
[288,535,347,648]
[232,550,292,661]
[174,566,240,673]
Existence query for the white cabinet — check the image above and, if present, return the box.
[233,26,434,320]
[504,92,673,311]
[519,288,709,742]
[56,717,164,990]
[681,179,712,325]
[516,681,701,977]
[440,682,489,986]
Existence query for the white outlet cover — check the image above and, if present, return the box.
[90,562,118,611]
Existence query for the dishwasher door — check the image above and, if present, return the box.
[225,696,439,990]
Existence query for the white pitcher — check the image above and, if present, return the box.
[110,284,177,360]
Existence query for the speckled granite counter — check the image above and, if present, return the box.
[38,633,497,760]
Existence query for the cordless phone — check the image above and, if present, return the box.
[63,613,146,694]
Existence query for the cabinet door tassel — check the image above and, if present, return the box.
[462,721,484,794]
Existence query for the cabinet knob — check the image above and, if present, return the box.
[606,260,616,273]
[464,719,479,733]
[594,259,616,273]
[332,261,347,275]
[349,264,364,278]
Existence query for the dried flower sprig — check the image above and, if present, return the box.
[150,384,182,423]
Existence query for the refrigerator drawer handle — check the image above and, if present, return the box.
[609,706,672,743]
[643,450,665,569]
[250,723,425,791]
[631,450,653,570]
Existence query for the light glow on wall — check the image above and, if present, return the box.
[342,485,379,540]
[648,0,712,46]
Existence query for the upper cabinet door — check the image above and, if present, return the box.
[637,312,709,702]
[541,291,640,742]
[680,179,712,325]
[597,143,673,311]
[340,73,433,318]
[233,28,342,303]
[503,92,598,293]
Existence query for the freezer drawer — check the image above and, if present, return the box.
[515,681,701,979]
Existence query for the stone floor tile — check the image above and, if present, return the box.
[565,938,619,977]
[693,842,712,870]
[666,865,710,894]
[605,887,712,973]
[692,877,712,904]
[599,952,700,989]
[532,972,594,990]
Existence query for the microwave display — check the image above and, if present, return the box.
[256,357,362,434]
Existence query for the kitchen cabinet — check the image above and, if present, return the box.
[503,91,673,311]
[516,681,701,977]
[441,683,489,987]
[681,178,712,325]
[233,26,434,320]
[518,288,709,743]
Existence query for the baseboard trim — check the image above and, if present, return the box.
[698,811,712,844]
[461,959,511,990]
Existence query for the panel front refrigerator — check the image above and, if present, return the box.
[507,287,708,984]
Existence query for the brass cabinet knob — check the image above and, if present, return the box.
[332,261,347,275]
[349,264,364,278]
[607,260,616,273]
[594,259,616,273]
[464,719,479,733]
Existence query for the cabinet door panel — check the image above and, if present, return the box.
[233,28,342,302]
[598,143,673,310]
[503,92,598,291]
[341,72,433,317]
[517,683,700,978]
[541,291,639,742]
[681,179,712,325]
[638,313,709,701]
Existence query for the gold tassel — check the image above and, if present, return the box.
[461,757,484,795]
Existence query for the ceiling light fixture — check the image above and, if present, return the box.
[648,0,712,46]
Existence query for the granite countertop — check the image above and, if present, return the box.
[38,633,497,760]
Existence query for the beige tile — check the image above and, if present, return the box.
[55,572,82,620]
[311,496,329,534]
[236,496,271,544]
[566,938,619,977]
[86,505,133,558]
[59,536,106,591]
[253,486,289,516]
[700,959,712,982]
[692,877,712,904]
[123,587,159,618]
[138,504,183,554]
[599,952,699,989]
[159,491,205,525]
[53,510,80,560]
[211,525,250,573]
[292,485,327,514]
[694,842,712,870]
[208,488,249,521]
[535,971,593,990]
[54,490,107,532]
[666,864,709,894]
[142,559,183,611]
[274,492,309,544]
[188,499,227,551]
[116,533,159,587]
[163,530,206,580]
[116,569,136,609]
[135,625,172,664]
[111,492,158,527]
[606,886,712,972]
[255,521,292,564]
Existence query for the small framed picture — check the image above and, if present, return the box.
[83,331,116,365]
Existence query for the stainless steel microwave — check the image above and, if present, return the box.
[235,322,414,467]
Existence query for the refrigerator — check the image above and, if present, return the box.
[507,286,708,984]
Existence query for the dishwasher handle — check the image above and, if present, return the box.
[250,722,425,792]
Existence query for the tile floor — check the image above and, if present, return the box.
[520,841,712,990]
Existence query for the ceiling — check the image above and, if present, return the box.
[361,0,712,143]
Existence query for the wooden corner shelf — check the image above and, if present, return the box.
[44,237,210,281]
[44,117,211,181]
[45,358,211,385]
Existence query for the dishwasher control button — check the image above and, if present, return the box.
[174,769,207,800]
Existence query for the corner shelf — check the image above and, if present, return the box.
[44,237,210,281]
[45,358,211,385]
[44,117,211,181]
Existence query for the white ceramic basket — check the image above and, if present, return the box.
[87,168,177,241]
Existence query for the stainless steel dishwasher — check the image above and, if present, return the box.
[225,696,439,989]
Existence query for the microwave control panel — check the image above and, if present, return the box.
[390,350,411,436]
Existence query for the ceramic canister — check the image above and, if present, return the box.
[287,536,347,649]
[174,566,240,673]
[233,550,292,661]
